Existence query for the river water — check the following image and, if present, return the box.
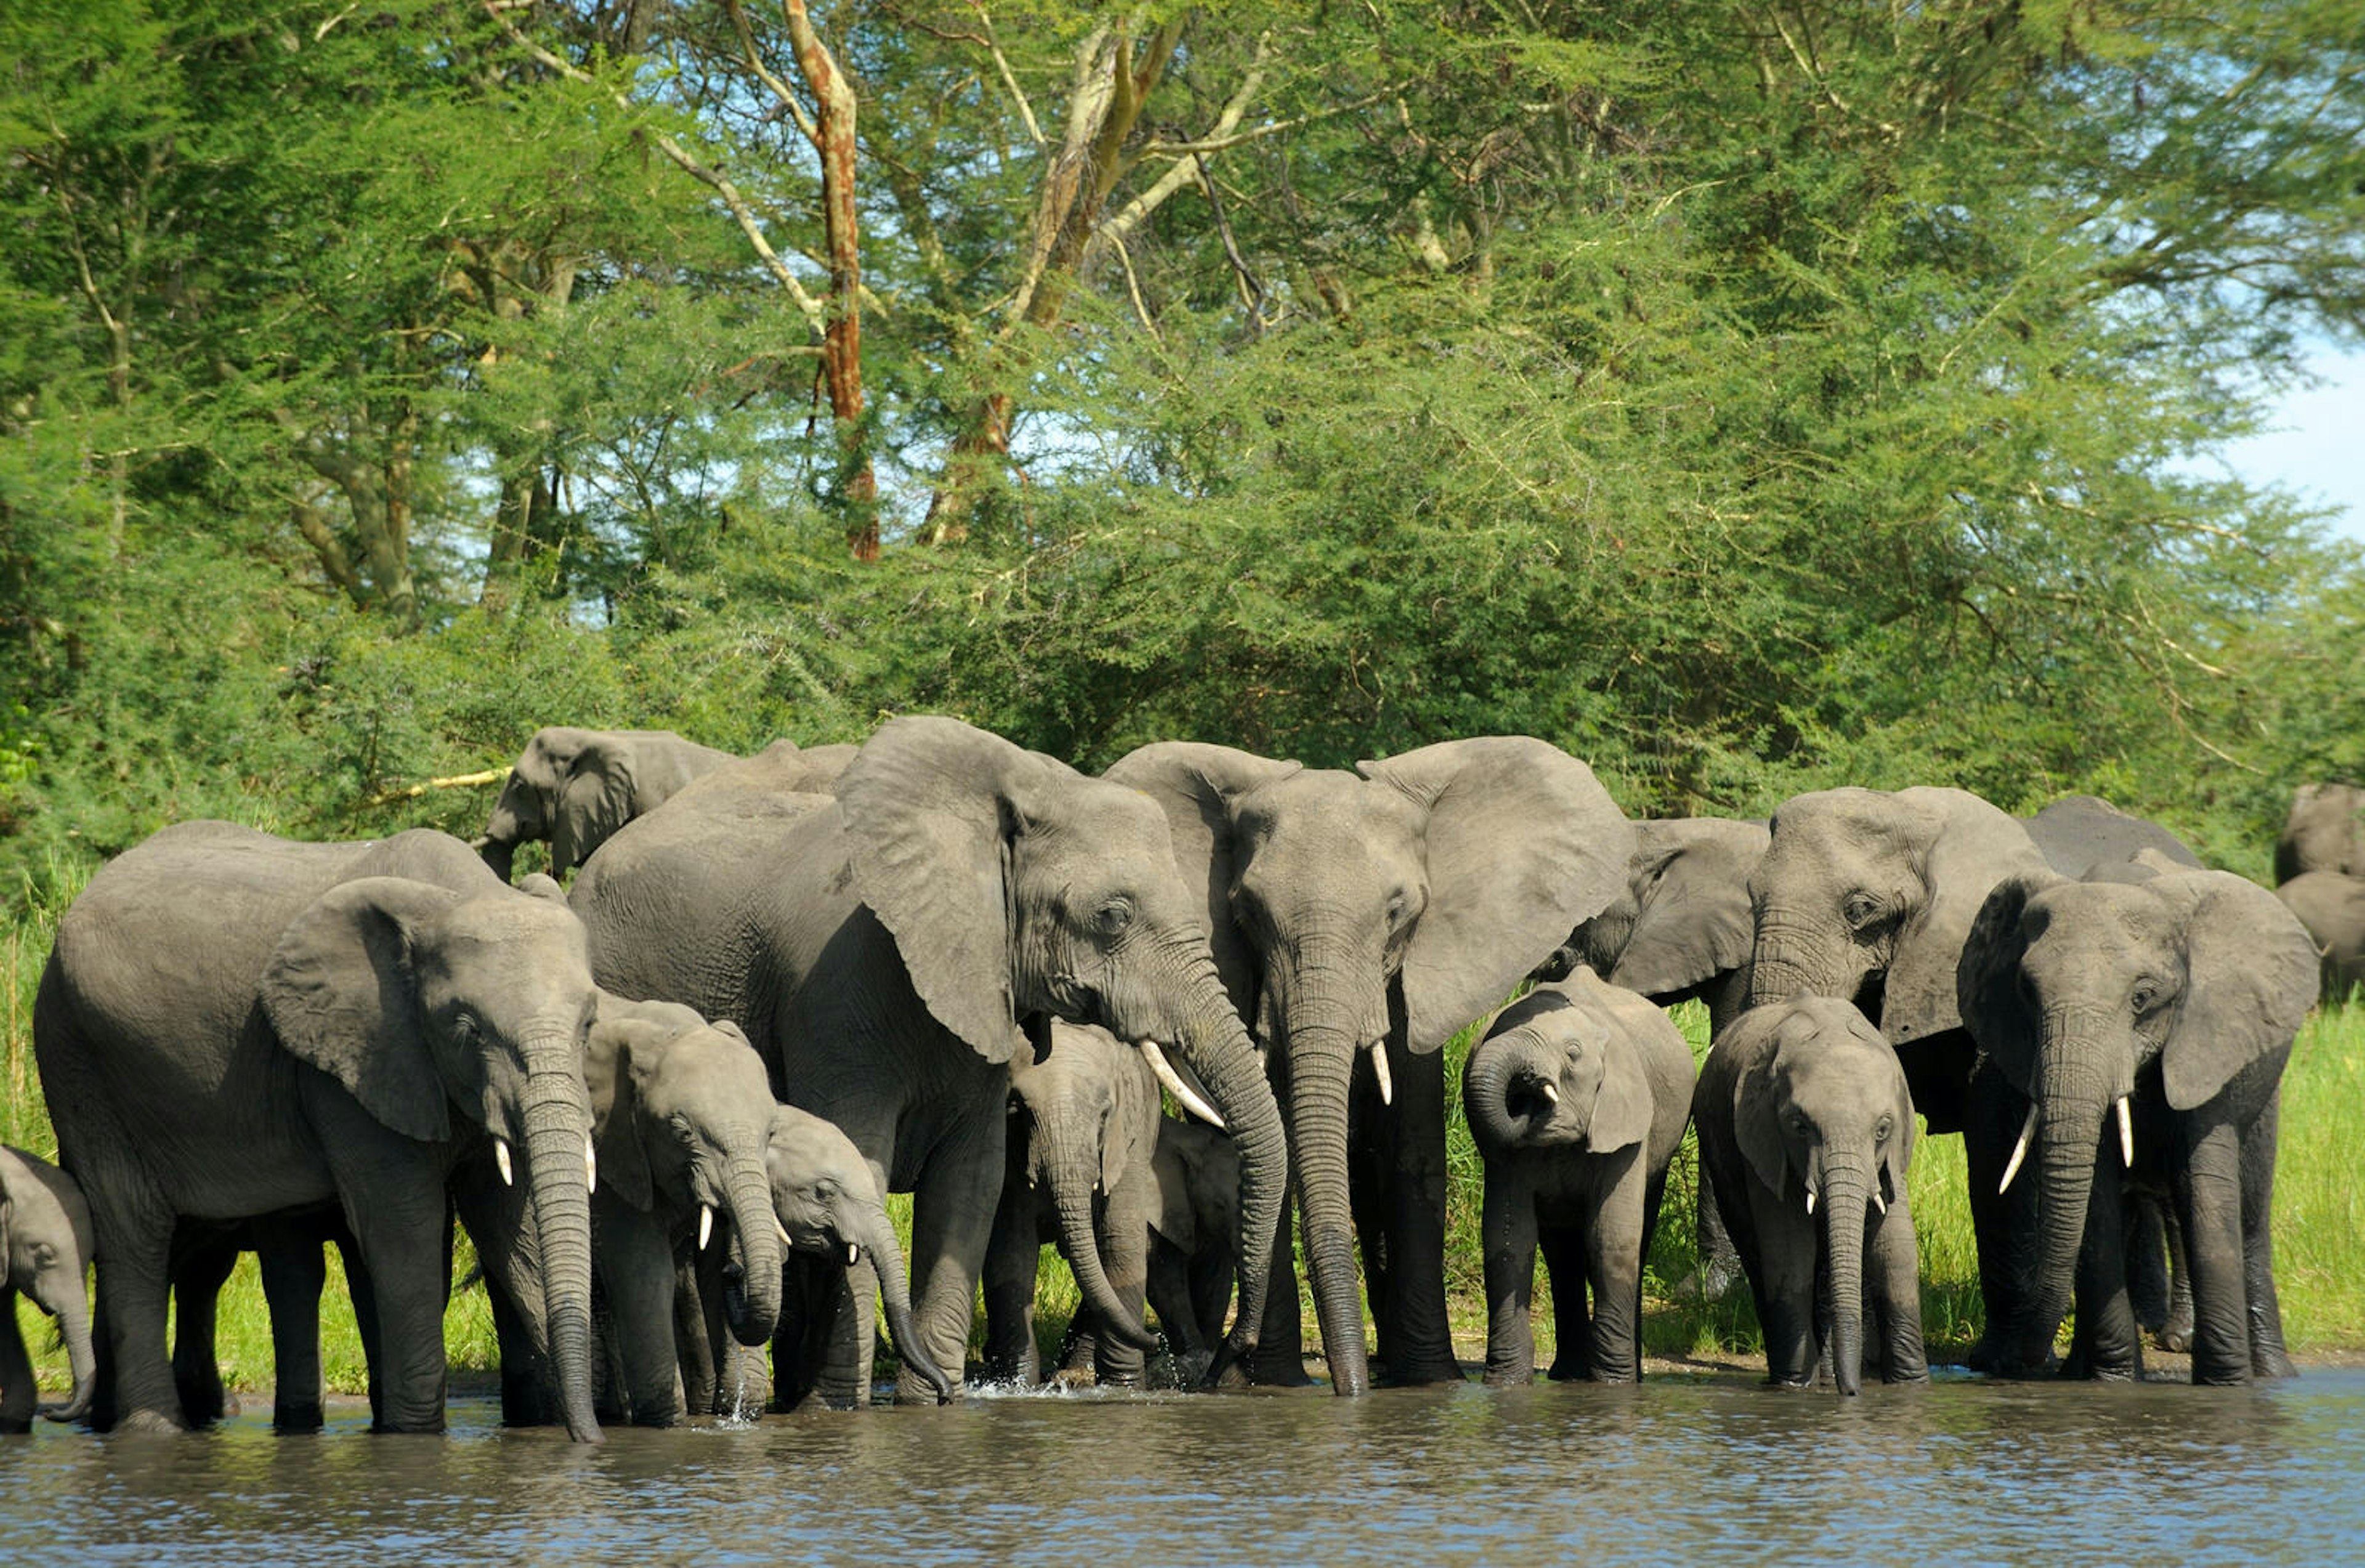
[6,1369,2362,1564]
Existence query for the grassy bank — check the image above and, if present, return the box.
[7,873,2361,1395]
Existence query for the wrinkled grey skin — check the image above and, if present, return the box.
[982,1022,1163,1388]
[1146,1115,1240,1380]
[1108,738,1631,1396]
[573,717,1285,1405]
[1695,996,1926,1394]
[34,823,605,1441]
[1462,969,1692,1387]
[0,1146,97,1432]
[479,727,737,881]
[2278,871,2365,1005]
[579,1000,787,1425]
[1542,816,1769,1292]
[663,739,858,812]
[1960,867,2318,1383]
[2276,783,2365,885]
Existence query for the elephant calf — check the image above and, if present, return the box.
[1463,968,1694,1386]
[1695,996,1927,1394]
[0,1145,96,1431]
[1147,1115,1240,1383]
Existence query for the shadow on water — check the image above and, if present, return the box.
[7,1371,2365,1565]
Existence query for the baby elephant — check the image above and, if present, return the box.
[1463,968,1694,1385]
[1,1144,97,1431]
[1695,996,1927,1394]
[1146,1114,1240,1383]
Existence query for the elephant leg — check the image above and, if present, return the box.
[87,1183,185,1433]
[169,1224,238,1428]
[1250,1190,1311,1385]
[1093,1174,1153,1389]
[980,1174,1043,1386]
[1372,1037,1457,1385]
[334,1227,387,1428]
[0,1290,36,1432]
[1537,1219,1591,1381]
[334,1165,454,1434]
[2125,1192,2172,1334]
[1582,1154,1646,1384]
[903,1128,1006,1405]
[1963,1071,2044,1373]
[256,1227,330,1431]
[2173,1115,2254,1386]
[1147,1239,1206,1374]
[1692,1163,1743,1296]
[769,1252,855,1412]
[1870,1198,1929,1384]
[1478,1166,1540,1388]
[674,1253,718,1415]
[1187,1243,1233,1366]
[1754,1198,1817,1388]
[453,1177,556,1426]
[2241,1093,2294,1380]
[2063,1158,2138,1381]
[596,1203,685,1426]
[2156,1206,2196,1353]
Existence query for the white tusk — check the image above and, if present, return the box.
[1540,1081,1561,1107]
[495,1138,514,1188]
[1805,1186,1816,1216]
[584,1133,597,1194]
[2117,1096,2135,1168]
[1999,1102,2038,1194]
[845,1241,859,1267]
[699,1204,715,1251]
[1369,1041,1393,1108]
[1138,1040,1226,1130]
[775,1216,792,1247]
[1872,1190,1887,1216]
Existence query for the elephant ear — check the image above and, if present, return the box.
[1102,741,1304,1024]
[1359,737,1636,1053]
[1721,1008,1791,1198]
[581,1009,658,1213]
[1880,1059,1917,1208]
[1106,1045,1157,1195]
[836,716,1076,1064]
[1956,872,2053,1099]
[1611,821,1768,997]
[1587,1033,1655,1154]
[261,877,463,1144]
[552,733,636,875]
[2161,871,2321,1111]
[515,872,568,907]
[1882,788,2050,1049]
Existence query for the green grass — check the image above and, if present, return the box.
[9,875,2365,1396]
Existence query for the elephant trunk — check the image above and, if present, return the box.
[1819,1155,1873,1397]
[2026,1075,2109,1368]
[1039,1128,1158,1354]
[1287,1021,1370,1397]
[479,833,518,884]
[841,1193,953,1402]
[722,1158,783,1348]
[1747,913,1845,1008]
[36,1289,96,1423]
[522,1056,602,1444]
[1160,949,1287,1381]
[1464,1033,1551,1153]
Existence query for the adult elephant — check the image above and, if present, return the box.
[663,738,858,810]
[2278,871,2365,1004]
[0,1145,97,1432]
[1959,866,2317,1382]
[2277,782,2365,884]
[982,1021,1162,1388]
[478,726,738,881]
[1106,738,1631,1395]
[1542,816,1769,1293]
[34,823,605,1441]
[2024,794,2203,878]
[572,717,1286,1404]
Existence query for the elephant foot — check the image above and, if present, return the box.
[2252,1349,2298,1381]
[1378,1355,1465,1387]
[1481,1365,1535,1388]
[1245,1352,1314,1388]
[1544,1357,1585,1383]
[892,1374,959,1407]
[273,1399,326,1433]
[117,1406,192,1436]
[0,1415,31,1436]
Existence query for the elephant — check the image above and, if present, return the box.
[2277,870,2365,1004]
[579,998,789,1426]
[164,1206,375,1432]
[663,738,859,811]
[1106,737,1631,1396]
[982,1021,1162,1388]
[570,716,1287,1405]
[1461,968,1693,1386]
[1146,1114,1240,1381]
[2276,782,2365,884]
[1694,996,1927,1394]
[0,1144,97,1431]
[477,726,738,881]
[2024,794,2203,878]
[34,822,606,1439]
[1541,815,1770,1294]
[1959,865,2319,1383]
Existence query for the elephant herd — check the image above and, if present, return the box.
[0,721,2335,1444]
[2276,783,2365,1005]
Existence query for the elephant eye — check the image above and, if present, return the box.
[33,1243,56,1268]
[1842,892,1883,931]
[2129,980,2161,1014]
[1875,1115,1893,1142]
[1093,899,1134,938]
[1385,892,1409,931]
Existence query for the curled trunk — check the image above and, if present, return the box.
[37,1293,96,1423]
[1464,1037,1547,1152]
[843,1195,952,1400]
[722,1159,784,1348]
[523,1059,601,1444]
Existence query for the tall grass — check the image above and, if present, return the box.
[9,871,2364,1394]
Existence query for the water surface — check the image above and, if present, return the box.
[6,1370,2361,1564]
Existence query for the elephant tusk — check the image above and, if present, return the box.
[1138,1040,1226,1130]
[495,1138,514,1188]
[775,1216,793,1247]
[1369,1041,1393,1108]
[1999,1102,2038,1194]
[1872,1190,1887,1216]
[2116,1096,2135,1169]
[699,1204,715,1251]
[1540,1081,1561,1107]
[1805,1186,1816,1216]
[584,1133,597,1194]
[845,1241,859,1267]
